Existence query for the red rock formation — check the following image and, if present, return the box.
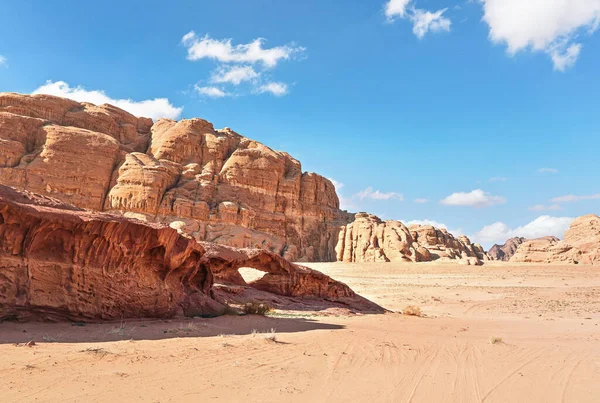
[511,215,600,264]
[335,213,488,264]
[0,185,378,322]
[0,93,351,262]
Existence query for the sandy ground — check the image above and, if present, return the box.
[1,262,599,402]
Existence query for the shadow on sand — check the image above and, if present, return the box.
[0,314,351,345]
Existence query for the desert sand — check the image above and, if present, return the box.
[1,262,599,403]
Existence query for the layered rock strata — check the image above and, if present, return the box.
[0,93,351,262]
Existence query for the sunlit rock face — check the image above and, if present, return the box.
[0,93,352,262]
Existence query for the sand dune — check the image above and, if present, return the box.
[1,262,599,402]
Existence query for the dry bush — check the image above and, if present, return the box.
[242,301,273,315]
[403,305,422,316]
[491,336,503,345]
[252,328,277,342]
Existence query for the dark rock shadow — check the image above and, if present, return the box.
[0,314,347,345]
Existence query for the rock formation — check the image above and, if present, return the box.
[335,213,489,265]
[489,236,559,261]
[510,215,600,264]
[489,237,526,261]
[0,93,351,262]
[0,185,379,322]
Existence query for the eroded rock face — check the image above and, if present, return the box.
[335,213,488,264]
[0,185,378,321]
[0,93,351,262]
[489,236,559,261]
[409,225,489,265]
[511,215,600,264]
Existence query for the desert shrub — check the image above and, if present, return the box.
[491,336,503,344]
[242,301,273,315]
[403,305,422,316]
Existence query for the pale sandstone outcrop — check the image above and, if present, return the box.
[511,214,600,264]
[0,185,379,322]
[489,236,559,261]
[0,93,351,262]
[335,213,488,264]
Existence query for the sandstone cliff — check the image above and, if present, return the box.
[489,236,559,261]
[335,213,489,265]
[0,185,379,321]
[510,215,600,264]
[0,93,351,262]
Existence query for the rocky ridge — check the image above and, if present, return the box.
[510,214,600,264]
[0,93,351,262]
[0,185,379,322]
[489,236,559,261]
[335,213,489,265]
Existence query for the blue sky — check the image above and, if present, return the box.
[1,0,599,248]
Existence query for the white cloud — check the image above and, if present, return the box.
[405,219,447,229]
[32,80,182,120]
[385,0,411,20]
[551,193,600,203]
[538,167,559,174]
[440,189,506,208]
[257,82,288,96]
[489,176,507,182]
[385,0,451,38]
[0,56,6,67]
[529,204,562,211]
[210,65,259,85]
[410,8,451,39]
[194,85,230,98]
[473,216,574,245]
[356,187,403,201]
[327,178,344,191]
[181,31,304,68]
[414,198,429,203]
[480,0,600,70]
[403,219,463,237]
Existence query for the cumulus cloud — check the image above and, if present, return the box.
[356,187,403,201]
[327,178,344,191]
[384,0,451,38]
[551,193,600,203]
[440,189,506,208]
[210,65,260,85]
[529,204,562,211]
[257,82,288,96]
[0,56,6,67]
[538,167,559,174]
[480,0,600,70]
[403,219,463,237]
[181,31,304,68]
[32,80,182,120]
[410,8,451,39]
[194,85,230,98]
[414,198,429,203]
[473,216,574,245]
[385,0,411,20]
